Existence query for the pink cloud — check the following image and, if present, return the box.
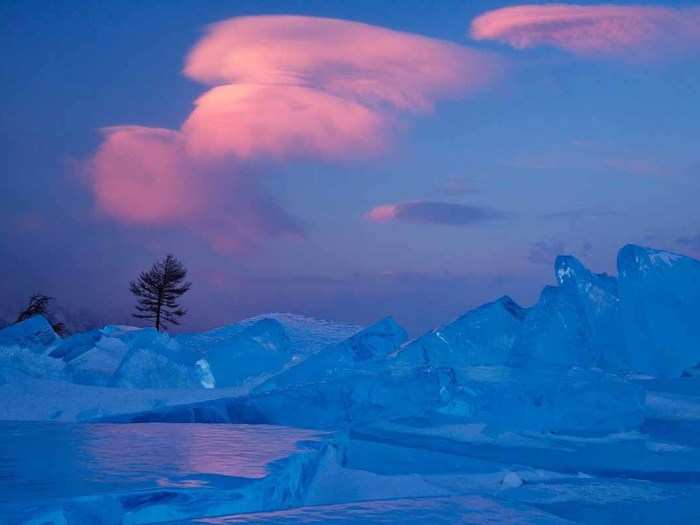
[90,126,201,225]
[88,126,302,253]
[87,16,502,251]
[470,4,700,61]
[365,204,399,223]
[366,201,505,226]
[184,15,501,113]
[182,84,386,161]
[180,16,502,162]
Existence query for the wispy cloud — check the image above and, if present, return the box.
[86,16,504,251]
[470,4,700,62]
[365,201,506,226]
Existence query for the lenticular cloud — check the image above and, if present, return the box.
[182,84,386,161]
[470,4,700,61]
[185,15,498,113]
[86,15,501,250]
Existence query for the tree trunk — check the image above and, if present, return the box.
[155,288,163,331]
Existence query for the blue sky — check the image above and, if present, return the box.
[1,1,699,333]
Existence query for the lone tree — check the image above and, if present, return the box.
[130,254,191,331]
[16,294,66,336]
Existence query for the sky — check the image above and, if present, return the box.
[1,0,699,334]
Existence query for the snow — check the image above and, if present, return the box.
[501,471,524,488]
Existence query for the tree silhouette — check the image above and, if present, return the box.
[129,255,191,331]
[16,294,66,336]
[16,294,52,323]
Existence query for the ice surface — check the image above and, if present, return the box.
[203,496,572,525]
[6,419,700,524]
[3,246,700,523]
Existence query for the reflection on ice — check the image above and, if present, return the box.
[0,422,321,504]
[84,423,321,479]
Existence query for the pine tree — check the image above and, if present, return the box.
[129,255,191,331]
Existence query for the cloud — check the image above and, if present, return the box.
[470,4,700,61]
[86,16,503,251]
[88,126,303,252]
[182,84,386,161]
[90,127,201,225]
[366,201,505,226]
[184,15,501,113]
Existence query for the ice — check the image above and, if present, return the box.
[107,364,455,429]
[0,345,65,381]
[50,329,103,361]
[554,255,627,370]
[176,313,360,358]
[231,313,361,356]
[66,335,129,386]
[509,284,591,369]
[396,255,624,373]
[396,296,526,368]
[618,244,700,377]
[3,246,700,522]
[510,253,625,371]
[257,317,407,392]
[114,348,201,389]
[0,316,66,381]
[54,327,201,389]
[440,366,645,434]
[199,319,291,388]
[0,315,59,353]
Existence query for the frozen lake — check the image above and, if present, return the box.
[0,422,321,505]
